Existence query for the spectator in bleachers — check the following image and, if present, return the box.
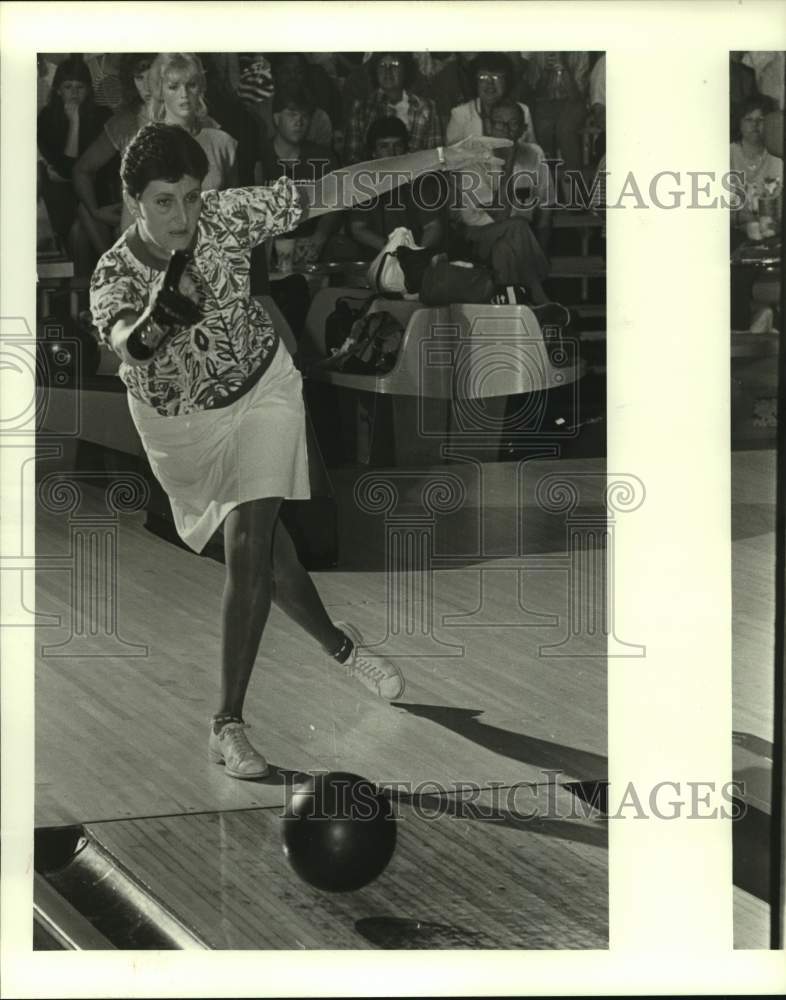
[273,54,341,144]
[343,52,442,164]
[521,52,590,198]
[74,53,157,256]
[493,103,554,248]
[37,56,112,274]
[349,116,445,257]
[148,53,238,191]
[255,88,342,259]
[244,54,337,150]
[730,95,782,243]
[446,53,536,146]
[450,98,551,304]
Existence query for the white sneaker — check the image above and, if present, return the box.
[333,622,406,700]
[208,721,270,779]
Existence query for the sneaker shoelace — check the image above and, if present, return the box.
[221,723,260,761]
[346,651,389,687]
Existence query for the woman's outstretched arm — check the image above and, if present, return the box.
[299,136,512,220]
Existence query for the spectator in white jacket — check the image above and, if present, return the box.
[446,53,535,147]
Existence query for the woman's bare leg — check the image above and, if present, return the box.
[270,516,344,652]
[218,497,282,721]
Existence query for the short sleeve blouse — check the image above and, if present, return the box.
[90,177,304,416]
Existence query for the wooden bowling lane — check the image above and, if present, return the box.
[82,785,607,949]
[731,448,776,949]
[36,465,607,827]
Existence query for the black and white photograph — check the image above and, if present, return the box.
[728,48,784,949]
[31,42,609,951]
[2,2,786,997]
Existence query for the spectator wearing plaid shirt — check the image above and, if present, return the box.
[343,52,442,165]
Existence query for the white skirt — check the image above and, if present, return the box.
[129,340,311,553]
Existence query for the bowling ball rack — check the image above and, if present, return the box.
[34,825,208,950]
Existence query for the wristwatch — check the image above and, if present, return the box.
[436,146,447,171]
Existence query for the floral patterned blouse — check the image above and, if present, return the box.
[90,178,304,416]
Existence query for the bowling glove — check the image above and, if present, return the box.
[126,251,202,361]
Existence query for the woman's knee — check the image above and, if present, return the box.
[224,499,280,586]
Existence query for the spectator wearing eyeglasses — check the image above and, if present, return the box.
[343,52,442,164]
[450,98,551,305]
[446,53,535,147]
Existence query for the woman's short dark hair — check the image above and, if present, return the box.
[733,93,777,139]
[365,115,409,157]
[118,53,155,110]
[369,52,416,90]
[121,122,209,199]
[471,52,513,91]
[49,57,93,106]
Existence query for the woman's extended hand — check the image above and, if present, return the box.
[443,135,513,174]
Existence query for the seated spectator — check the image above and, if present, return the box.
[446,53,535,146]
[730,95,783,245]
[349,116,445,257]
[245,54,337,149]
[148,53,238,191]
[272,54,340,144]
[255,88,342,258]
[730,96,782,334]
[248,86,343,331]
[450,98,552,305]
[73,53,157,256]
[491,102,554,245]
[344,52,443,164]
[37,56,112,274]
[519,52,590,200]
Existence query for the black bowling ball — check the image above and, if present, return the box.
[282,771,397,893]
